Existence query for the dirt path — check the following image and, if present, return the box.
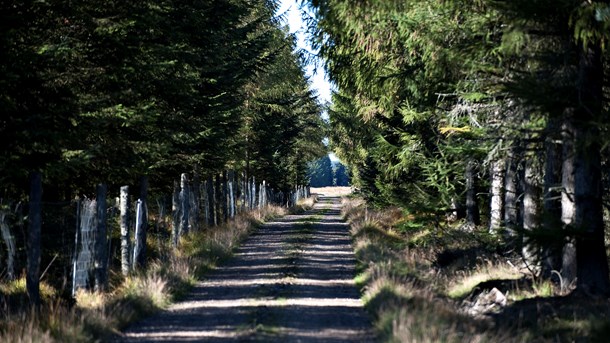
[119,196,377,342]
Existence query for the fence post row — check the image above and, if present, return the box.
[63,170,310,294]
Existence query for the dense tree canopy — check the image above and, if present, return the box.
[0,0,325,199]
[307,0,610,294]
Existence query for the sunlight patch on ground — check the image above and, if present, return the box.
[124,330,239,339]
[199,277,354,288]
[171,297,363,311]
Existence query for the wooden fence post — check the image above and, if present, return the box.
[202,179,209,226]
[206,176,215,226]
[73,198,97,294]
[135,177,148,268]
[180,173,190,236]
[251,177,256,209]
[228,171,236,218]
[240,173,245,212]
[120,186,130,275]
[0,207,16,280]
[191,173,201,232]
[222,171,228,222]
[72,197,81,295]
[27,171,42,307]
[215,174,222,225]
[172,180,180,247]
[133,200,144,270]
[94,183,108,291]
[258,182,262,209]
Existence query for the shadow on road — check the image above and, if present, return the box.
[119,196,376,342]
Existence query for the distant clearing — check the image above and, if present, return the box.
[311,186,352,197]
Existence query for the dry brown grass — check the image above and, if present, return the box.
[0,203,291,342]
[342,197,543,343]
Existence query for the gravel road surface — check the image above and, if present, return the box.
[119,196,376,342]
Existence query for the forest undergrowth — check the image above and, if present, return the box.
[343,197,610,343]
[0,201,316,342]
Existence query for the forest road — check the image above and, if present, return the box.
[118,196,377,342]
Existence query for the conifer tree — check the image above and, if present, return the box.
[308,0,610,294]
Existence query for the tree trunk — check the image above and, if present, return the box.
[465,160,480,229]
[570,42,609,295]
[541,118,563,279]
[504,148,519,236]
[489,157,505,232]
[561,117,577,289]
[523,148,542,273]
[119,186,130,276]
[94,183,108,291]
[27,171,42,307]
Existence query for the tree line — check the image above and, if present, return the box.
[1,0,325,196]
[307,155,350,187]
[0,0,325,305]
[307,0,610,295]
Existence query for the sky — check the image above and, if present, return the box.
[276,0,332,106]
[276,0,339,162]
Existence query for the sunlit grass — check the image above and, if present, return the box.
[288,196,317,214]
[0,277,57,303]
[75,290,106,310]
[446,263,522,299]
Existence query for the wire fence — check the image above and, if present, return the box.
[0,170,311,297]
